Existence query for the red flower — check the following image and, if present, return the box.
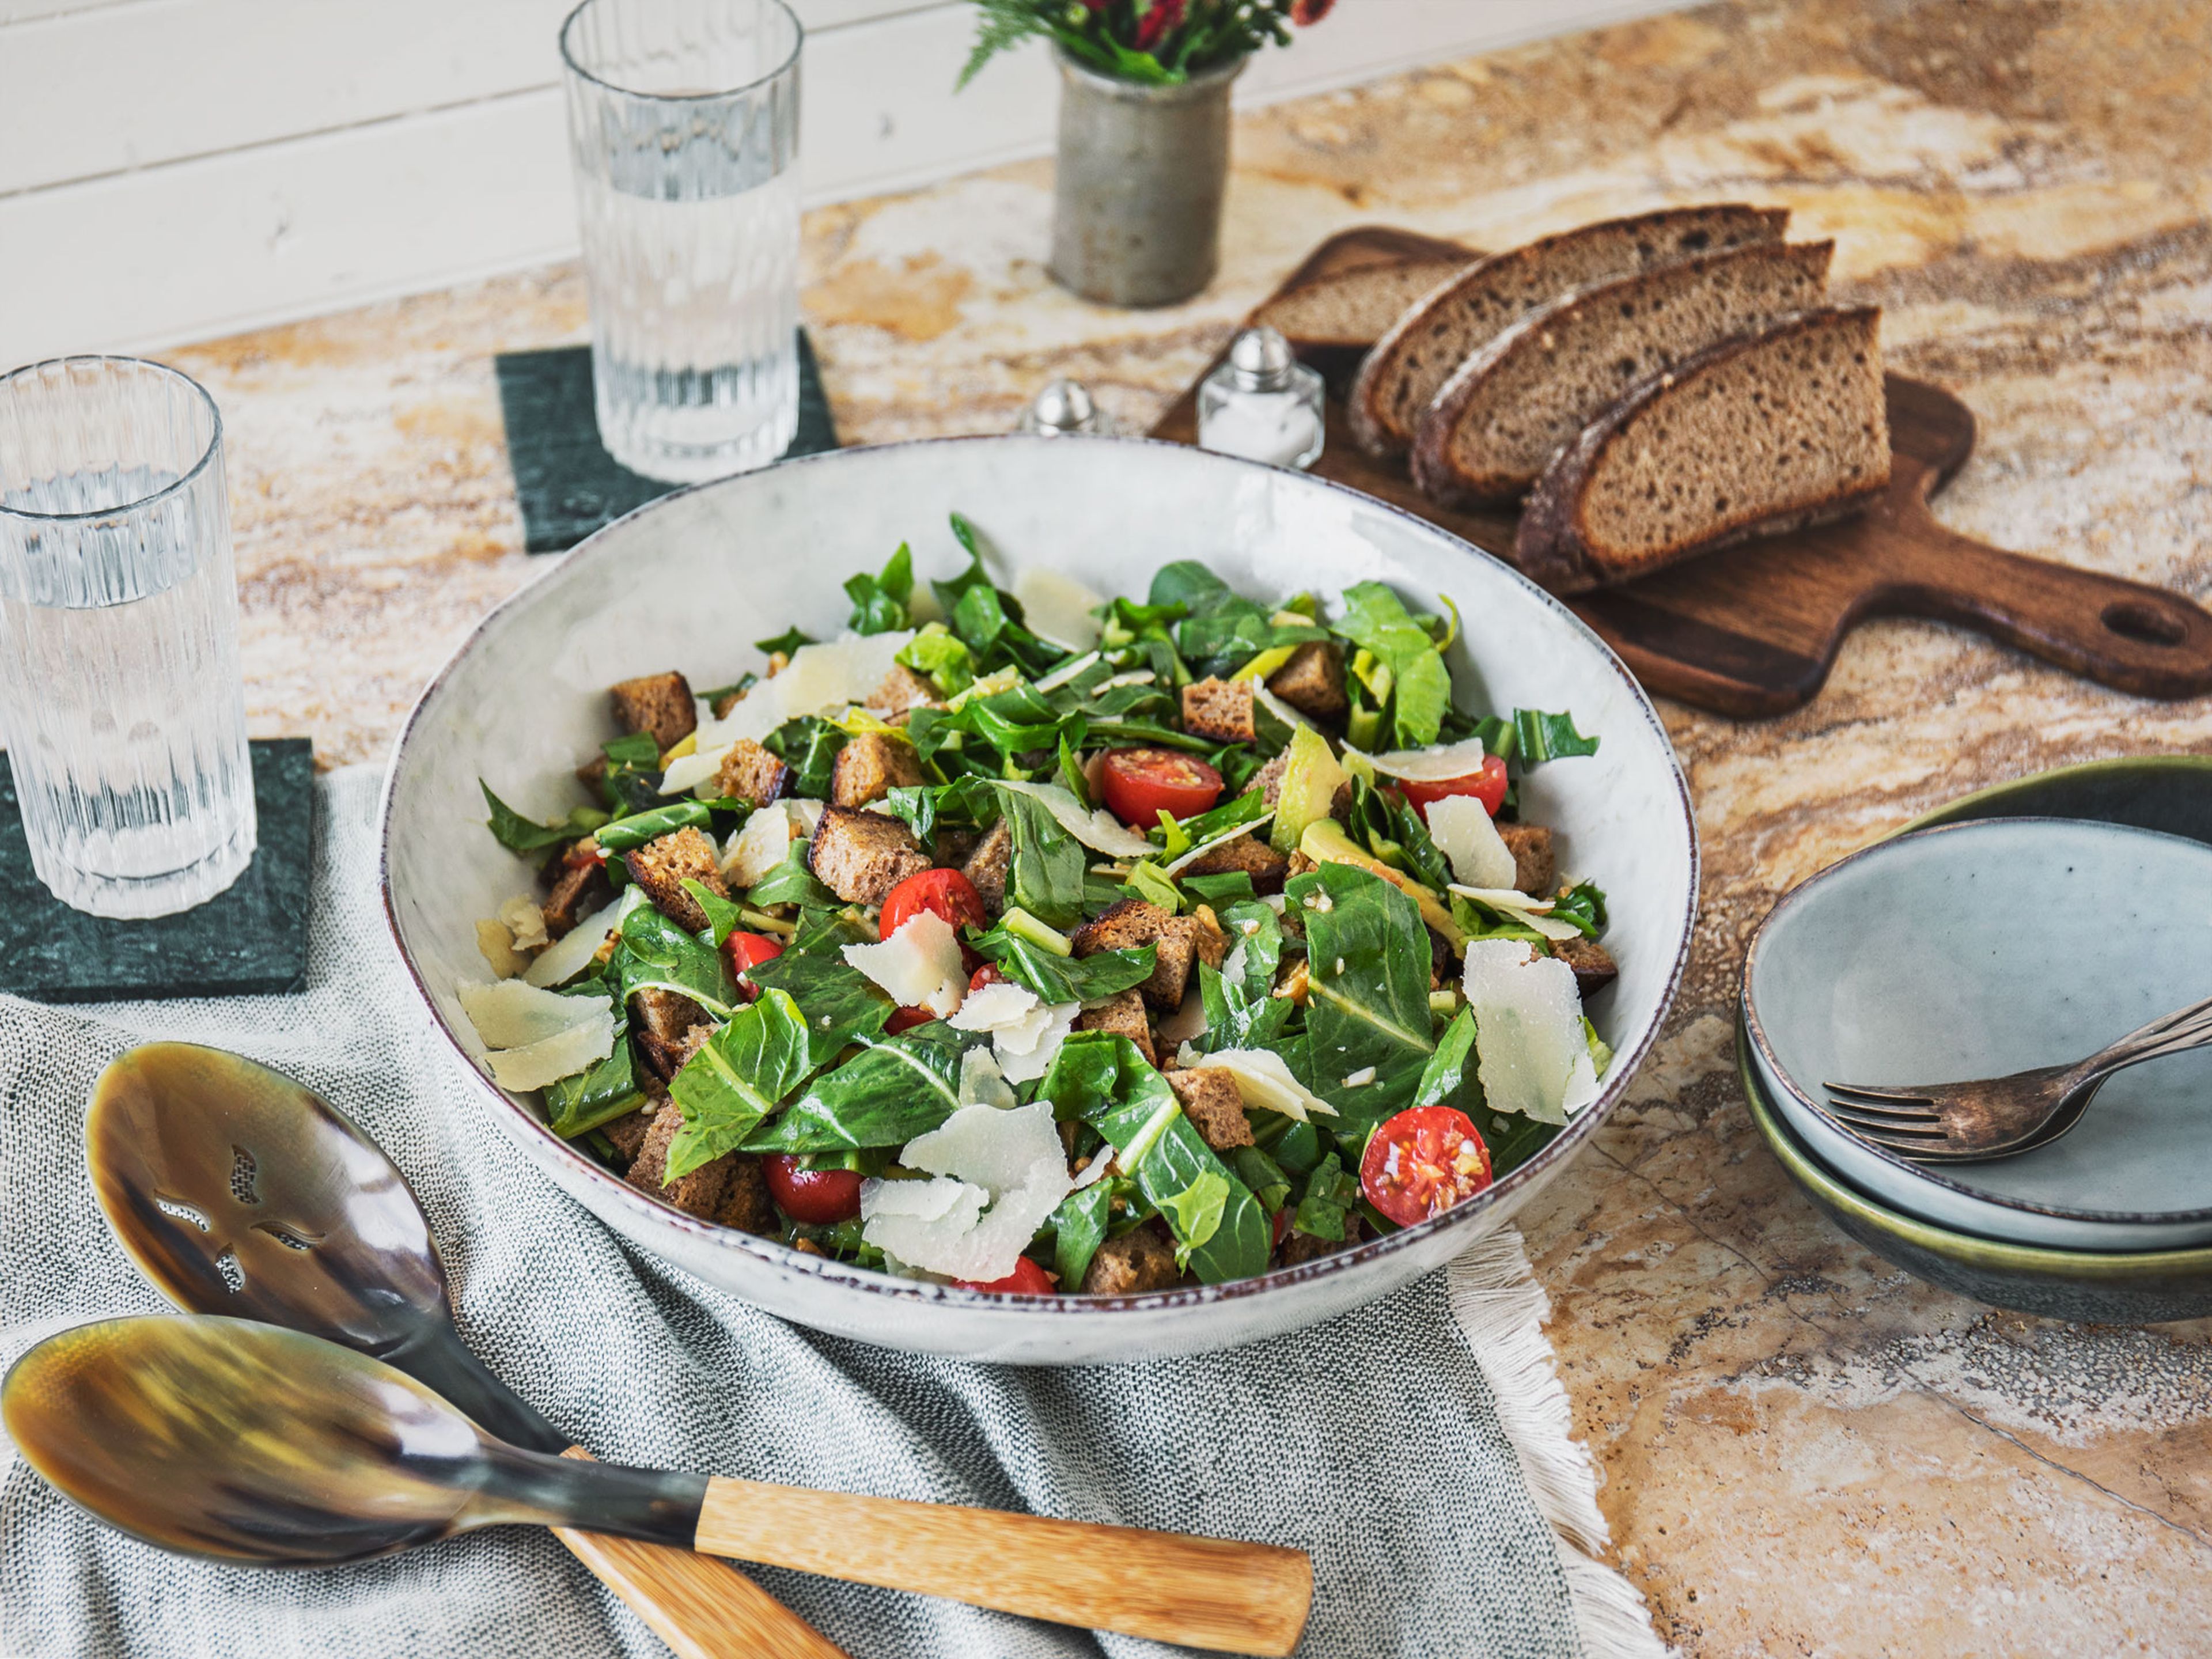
[1290,0,1333,22]
[1133,0,1186,52]
[1080,0,1109,9]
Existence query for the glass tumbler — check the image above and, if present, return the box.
[560,0,804,484]
[0,358,256,919]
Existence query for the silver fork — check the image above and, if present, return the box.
[1820,992,2212,1162]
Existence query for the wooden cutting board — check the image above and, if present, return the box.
[1153,228,2212,717]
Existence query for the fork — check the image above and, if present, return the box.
[1820,992,2212,1162]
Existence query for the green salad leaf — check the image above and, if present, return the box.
[1147,560,1325,680]
[616,904,740,1018]
[543,1014,648,1139]
[743,912,894,1070]
[1289,861,1434,1132]
[844,543,914,635]
[745,1024,970,1152]
[1549,880,1609,938]
[896,623,976,696]
[753,626,815,657]
[745,838,837,911]
[969,924,1154,1004]
[1331,581,1452,751]
[764,716,847,801]
[595,799,713,855]
[1047,1181,1112,1290]
[665,988,813,1179]
[480,782,604,855]
[995,785,1087,931]
[1412,1007,1479,1110]
[1290,1151,1361,1241]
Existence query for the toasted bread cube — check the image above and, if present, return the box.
[868,664,944,717]
[625,825,728,933]
[1179,831,1289,895]
[1180,677,1257,744]
[830,730,925,809]
[1550,933,1618,998]
[601,1107,654,1164]
[1168,1067,1252,1151]
[626,1104,728,1218]
[1497,823,1555,896]
[1265,642,1347,720]
[544,851,612,938]
[714,738,790,808]
[609,672,697,752]
[1073,899,1214,1012]
[1188,906,1228,972]
[808,805,933,905]
[632,988,711,1082]
[1251,751,1290,809]
[1279,1217,1362,1267]
[1074,987,1156,1066]
[1080,1222,1181,1295]
[714,1154,778,1234]
[960,817,1014,915]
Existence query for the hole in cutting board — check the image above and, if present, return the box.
[2102,601,2189,646]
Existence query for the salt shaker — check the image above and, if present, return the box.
[1197,326,1324,469]
[1018,377,1109,437]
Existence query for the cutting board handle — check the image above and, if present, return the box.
[1880,517,2212,700]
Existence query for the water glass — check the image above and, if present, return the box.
[0,358,257,920]
[560,0,804,484]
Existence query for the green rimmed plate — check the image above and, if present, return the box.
[1898,753,2212,842]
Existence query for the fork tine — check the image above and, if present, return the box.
[1822,1080,1939,1105]
[1819,1095,1941,1125]
[1844,1125,1962,1157]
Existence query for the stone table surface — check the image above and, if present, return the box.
[159,0,2212,1651]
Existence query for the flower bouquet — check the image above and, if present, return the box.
[961,0,1334,88]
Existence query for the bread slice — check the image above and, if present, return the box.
[1410,239,1834,506]
[1253,258,1472,349]
[1512,306,1891,593]
[1349,204,1787,457]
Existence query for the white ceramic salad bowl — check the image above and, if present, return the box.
[380,435,1699,1364]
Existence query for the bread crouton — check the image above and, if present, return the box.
[625,1104,728,1218]
[713,1155,778,1234]
[1251,751,1290,809]
[544,851,612,938]
[1072,899,1215,1012]
[960,817,1014,915]
[1279,1216,1363,1267]
[1074,988,1156,1066]
[601,1107,655,1164]
[1549,933,1619,997]
[1264,642,1347,720]
[1497,823,1555,895]
[1080,1222,1181,1295]
[714,738,790,808]
[1180,677,1257,744]
[625,825,728,933]
[632,988,711,1082]
[868,664,944,717]
[829,730,925,809]
[808,805,933,904]
[1168,1067,1252,1151]
[1179,831,1290,895]
[609,672,697,752]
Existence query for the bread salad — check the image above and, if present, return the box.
[461,519,1614,1296]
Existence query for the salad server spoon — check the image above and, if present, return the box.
[85,1040,844,1659]
[3,1315,1313,1656]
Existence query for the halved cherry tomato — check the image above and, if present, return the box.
[1099,747,1224,828]
[762,1154,862,1225]
[1397,755,1509,821]
[953,1255,1058,1295]
[878,868,987,940]
[1360,1105,1493,1228]
[721,931,783,998]
[969,964,1006,993]
[885,1005,937,1034]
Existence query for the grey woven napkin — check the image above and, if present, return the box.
[0,767,1661,1659]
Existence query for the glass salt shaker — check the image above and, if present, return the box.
[1018,377,1109,437]
[1197,326,1324,469]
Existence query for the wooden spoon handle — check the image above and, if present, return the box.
[694,1477,1312,1657]
[555,1448,850,1659]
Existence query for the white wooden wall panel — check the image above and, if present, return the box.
[0,0,1683,369]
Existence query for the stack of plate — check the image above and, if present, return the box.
[1738,757,2212,1323]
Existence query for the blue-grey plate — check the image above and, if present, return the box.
[1744,815,2212,1252]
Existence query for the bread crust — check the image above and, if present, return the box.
[1347,204,1788,459]
[1512,306,1891,593]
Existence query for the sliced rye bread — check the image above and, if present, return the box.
[1348,203,1787,458]
[1512,306,1891,594]
[1410,238,1835,506]
[1253,257,1474,349]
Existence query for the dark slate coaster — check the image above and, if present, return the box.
[495,330,839,555]
[0,738,315,1004]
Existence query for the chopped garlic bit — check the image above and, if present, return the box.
[843,912,967,1017]
[1342,1066,1377,1089]
[859,1100,1075,1281]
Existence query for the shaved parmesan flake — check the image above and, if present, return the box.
[459,978,607,1049]
[1350,737,1493,783]
[996,779,1156,858]
[1099,669,1156,690]
[1186,1046,1338,1120]
[1013,568,1105,652]
[1426,796,1518,891]
[861,1100,1075,1281]
[475,919,526,980]
[1153,988,1208,1046]
[843,912,967,1017]
[997,1004,1078,1084]
[722,798,819,888]
[959,1045,1020,1111]
[1461,940,1596,1126]
[1162,812,1276,876]
[1032,650,1100,694]
[499,896,550,952]
[1252,684,1313,733]
[484,1014,616,1092]
[952,982,1080,1081]
[1447,884,1583,941]
[666,632,915,791]
[525,887,646,987]
[660,747,728,797]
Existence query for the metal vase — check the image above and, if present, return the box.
[1049,51,1244,309]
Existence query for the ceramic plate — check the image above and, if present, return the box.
[380,435,1700,1365]
[1744,816,2212,1253]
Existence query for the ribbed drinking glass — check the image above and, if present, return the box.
[560,0,804,484]
[0,358,256,919]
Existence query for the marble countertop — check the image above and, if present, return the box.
[159,0,2212,1650]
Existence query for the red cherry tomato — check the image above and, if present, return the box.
[1397,756,1509,821]
[884,1005,937,1035]
[878,868,987,940]
[969,964,1006,993]
[762,1155,863,1225]
[1360,1105,1493,1228]
[953,1255,1058,1295]
[721,931,783,998]
[1098,747,1224,828]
